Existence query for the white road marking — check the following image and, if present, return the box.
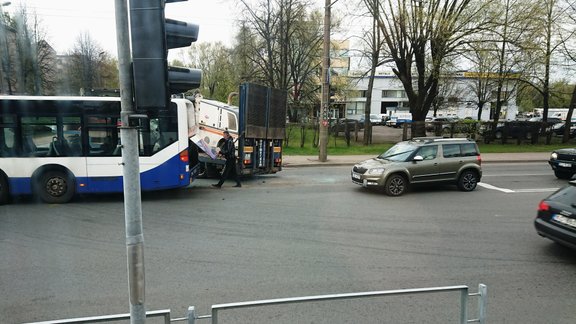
[514,188,559,193]
[478,182,559,194]
[478,182,514,193]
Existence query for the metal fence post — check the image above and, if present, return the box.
[478,284,487,324]
[187,306,196,324]
[460,287,468,324]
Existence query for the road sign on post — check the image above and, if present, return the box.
[129,0,202,111]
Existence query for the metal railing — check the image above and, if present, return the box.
[25,284,487,324]
[24,309,172,324]
[192,284,487,324]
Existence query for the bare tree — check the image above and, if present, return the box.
[370,0,491,137]
[521,0,575,124]
[237,0,324,121]
[361,0,383,145]
[11,5,59,95]
[559,0,576,143]
[64,32,107,95]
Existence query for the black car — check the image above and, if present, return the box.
[534,181,576,250]
[329,118,364,135]
[490,118,563,140]
[549,148,576,179]
[551,122,576,137]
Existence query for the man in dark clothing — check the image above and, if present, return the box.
[212,131,241,188]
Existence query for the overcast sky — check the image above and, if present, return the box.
[6,0,239,55]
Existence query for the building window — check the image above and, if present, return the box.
[382,90,407,98]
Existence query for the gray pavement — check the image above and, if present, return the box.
[283,152,551,167]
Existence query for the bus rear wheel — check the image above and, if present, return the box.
[36,170,75,204]
[0,174,9,205]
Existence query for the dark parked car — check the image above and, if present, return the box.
[534,180,576,250]
[549,148,576,179]
[330,118,364,134]
[425,117,457,132]
[551,122,576,137]
[489,118,562,140]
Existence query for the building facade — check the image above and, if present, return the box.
[343,71,518,121]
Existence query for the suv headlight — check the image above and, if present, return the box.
[367,167,385,175]
[550,152,558,160]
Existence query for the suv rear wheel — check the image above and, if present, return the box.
[457,170,478,191]
[384,174,407,196]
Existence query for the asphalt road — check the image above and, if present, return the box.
[1,163,575,323]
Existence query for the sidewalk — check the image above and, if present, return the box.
[282,152,551,167]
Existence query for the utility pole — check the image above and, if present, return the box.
[114,0,146,323]
[319,0,331,162]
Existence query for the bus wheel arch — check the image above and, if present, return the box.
[32,165,76,204]
[0,170,10,205]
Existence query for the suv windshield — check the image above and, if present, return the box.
[378,142,418,161]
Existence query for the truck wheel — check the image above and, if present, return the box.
[36,170,75,204]
[384,174,407,196]
[0,174,9,205]
[457,170,478,191]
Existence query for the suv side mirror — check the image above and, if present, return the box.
[413,155,424,162]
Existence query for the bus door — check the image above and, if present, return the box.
[84,117,124,193]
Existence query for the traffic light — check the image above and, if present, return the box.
[129,0,202,111]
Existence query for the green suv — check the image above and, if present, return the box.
[351,137,482,196]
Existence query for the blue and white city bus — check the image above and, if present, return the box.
[0,96,194,204]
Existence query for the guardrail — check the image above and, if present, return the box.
[25,284,487,324]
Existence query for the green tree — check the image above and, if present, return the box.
[186,42,235,101]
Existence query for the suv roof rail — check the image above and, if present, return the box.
[411,137,474,143]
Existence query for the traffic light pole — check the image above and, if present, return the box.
[319,0,331,162]
[115,1,146,323]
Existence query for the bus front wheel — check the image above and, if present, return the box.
[36,170,75,204]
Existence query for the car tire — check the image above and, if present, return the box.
[457,170,478,192]
[554,170,573,180]
[35,170,75,204]
[384,174,407,196]
[494,130,502,139]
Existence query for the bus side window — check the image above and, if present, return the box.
[0,128,15,157]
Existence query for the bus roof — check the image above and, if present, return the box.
[0,95,121,102]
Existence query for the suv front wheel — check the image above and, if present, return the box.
[384,174,407,196]
[457,170,479,192]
